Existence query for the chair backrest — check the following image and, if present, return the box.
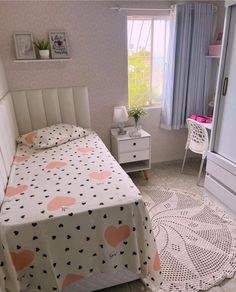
[186,119,209,158]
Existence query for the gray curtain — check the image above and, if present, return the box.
[161,3,215,130]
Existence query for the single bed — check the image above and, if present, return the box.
[0,57,161,292]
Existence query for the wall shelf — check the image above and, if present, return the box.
[13,58,72,63]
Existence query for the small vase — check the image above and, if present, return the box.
[39,50,50,59]
[134,117,140,131]
[130,117,141,137]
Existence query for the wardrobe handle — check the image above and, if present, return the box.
[222,77,228,96]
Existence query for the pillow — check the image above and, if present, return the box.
[17,123,90,149]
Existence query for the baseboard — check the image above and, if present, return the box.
[151,156,202,167]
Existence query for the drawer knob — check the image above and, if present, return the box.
[133,142,136,146]
[133,155,136,158]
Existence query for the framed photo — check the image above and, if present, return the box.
[49,31,70,59]
[13,32,36,60]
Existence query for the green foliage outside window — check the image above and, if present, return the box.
[128,50,151,107]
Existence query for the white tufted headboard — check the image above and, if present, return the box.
[0,56,91,204]
[11,87,91,135]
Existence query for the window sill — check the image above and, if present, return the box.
[144,104,162,110]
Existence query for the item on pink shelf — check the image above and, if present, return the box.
[205,117,212,123]
[196,116,206,123]
[189,115,212,123]
[208,44,222,57]
[215,31,223,44]
[208,98,215,108]
[190,114,197,120]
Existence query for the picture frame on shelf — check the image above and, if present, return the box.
[13,32,36,60]
[49,31,70,59]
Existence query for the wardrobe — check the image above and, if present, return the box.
[205,1,236,215]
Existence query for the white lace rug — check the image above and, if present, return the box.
[142,187,236,292]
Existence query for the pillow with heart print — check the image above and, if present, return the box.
[17,123,90,149]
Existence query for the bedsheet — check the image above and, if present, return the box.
[0,132,161,291]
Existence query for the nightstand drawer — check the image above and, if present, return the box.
[119,138,149,153]
[119,150,149,163]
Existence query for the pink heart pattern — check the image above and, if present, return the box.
[105,225,131,247]
[11,250,34,272]
[3,132,161,290]
[153,253,161,271]
[46,161,67,169]
[62,274,83,288]
[47,196,76,211]
[78,147,95,154]
[14,155,30,163]
[89,171,112,180]
[5,185,28,197]
[25,131,37,145]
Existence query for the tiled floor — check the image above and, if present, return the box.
[101,159,236,292]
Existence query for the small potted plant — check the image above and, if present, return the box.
[128,106,147,136]
[33,39,50,59]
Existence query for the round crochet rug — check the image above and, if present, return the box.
[142,187,236,292]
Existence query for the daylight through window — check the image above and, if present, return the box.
[127,16,170,107]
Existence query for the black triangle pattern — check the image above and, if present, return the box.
[191,206,224,224]
[161,250,198,282]
[176,193,202,210]
[147,189,173,206]
[196,228,231,254]
[185,244,228,277]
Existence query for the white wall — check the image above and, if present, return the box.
[0,1,225,163]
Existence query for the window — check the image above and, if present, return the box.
[127,16,170,107]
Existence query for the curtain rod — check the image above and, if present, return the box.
[110,7,174,12]
[110,4,217,12]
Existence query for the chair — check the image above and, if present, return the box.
[181,119,209,185]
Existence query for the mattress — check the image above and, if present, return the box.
[0,132,161,291]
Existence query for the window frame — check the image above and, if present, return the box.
[127,12,170,109]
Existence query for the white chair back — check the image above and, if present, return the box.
[186,119,209,158]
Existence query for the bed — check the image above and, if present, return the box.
[0,57,161,292]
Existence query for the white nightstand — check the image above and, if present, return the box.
[111,127,151,180]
